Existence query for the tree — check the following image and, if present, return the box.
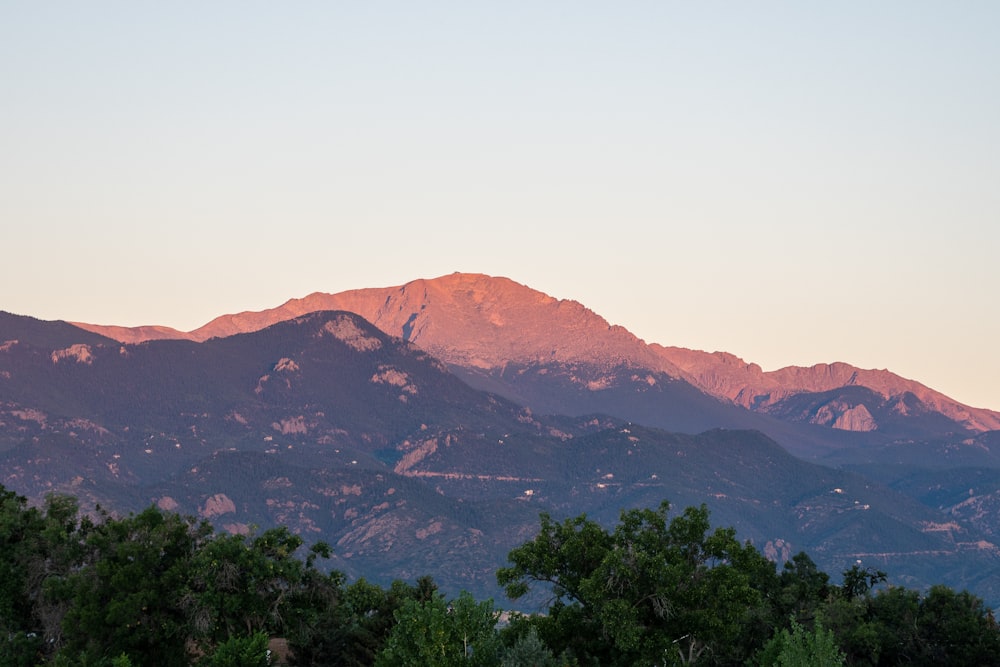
[0,485,47,667]
[840,564,886,601]
[0,488,100,666]
[286,576,435,667]
[497,501,773,666]
[497,509,615,665]
[281,564,345,667]
[852,585,919,665]
[499,625,558,667]
[53,505,211,666]
[756,617,844,666]
[201,632,272,667]
[775,552,831,622]
[822,579,1000,665]
[375,592,500,667]
[185,526,332,655]
[913,585,1000,665]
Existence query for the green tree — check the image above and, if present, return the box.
[53,505,211,667]
[0,486,46,666]
[0,489,94,665]
[839,564,886,601]
[375,591,500,667]
[821,594,881,666]
[281,563,346,667]
[285,574,436,667]
[185,527,328,653]
[497,509,614,665]
[499,625,558,667]
[775,552,831,623]
[822,581,1000,665]
[913,585,1000,665]
[498,501,773,666]
[757,617,844,667]
[859,585,920,665]
[201,631,272,667]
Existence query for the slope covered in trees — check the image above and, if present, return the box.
[2,485,997,666]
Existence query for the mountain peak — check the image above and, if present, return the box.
[157,273,666,373]
[63,273,1000,432]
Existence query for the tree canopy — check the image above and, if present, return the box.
[2,484,999,666]
[497,501,774,665]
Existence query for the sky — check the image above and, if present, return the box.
[2,2,999,410]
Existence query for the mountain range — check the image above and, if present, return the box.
[4,273,1000,607]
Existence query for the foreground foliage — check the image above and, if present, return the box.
[2,485,999,666]
[757,618,844,667]
[497,501,771,664]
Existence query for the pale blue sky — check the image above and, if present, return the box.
[3,2,999,410]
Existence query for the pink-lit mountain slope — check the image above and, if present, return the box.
[74,272,1000,436]
[169,273,681,373]
[656,347,1000,433]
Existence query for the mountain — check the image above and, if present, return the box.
[657,346,1000,433]
[74,273,1000,453]
[5,302,1000,606]
[1,310,553,588]
[2,311,119,349]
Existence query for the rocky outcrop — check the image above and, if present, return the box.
[808,401,878,432]
[201,493,237,518]
[51,344,94,365]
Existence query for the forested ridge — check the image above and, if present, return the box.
[2,485,998,666]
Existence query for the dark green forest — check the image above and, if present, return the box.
[2,486,998,666]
